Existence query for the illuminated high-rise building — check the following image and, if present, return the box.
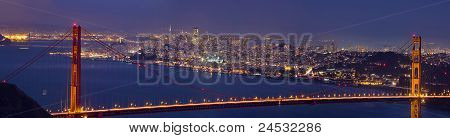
[192,27,200,45]
[193,27,199,36]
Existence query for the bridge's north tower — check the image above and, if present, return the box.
[410,35,422,118]
[70,24,82,113]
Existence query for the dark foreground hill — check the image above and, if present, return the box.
[0,83,51,118]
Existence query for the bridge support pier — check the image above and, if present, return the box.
[410,99,421,118]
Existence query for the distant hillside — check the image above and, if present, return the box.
[0,34,11,45]
[0,23,67,34]
[0,83,51,118]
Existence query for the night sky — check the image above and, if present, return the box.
[1,0,450,48]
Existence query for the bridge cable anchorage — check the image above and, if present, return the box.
[2,31,72,82]
[82,29,128,59]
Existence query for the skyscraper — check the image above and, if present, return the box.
[192,27,200,46]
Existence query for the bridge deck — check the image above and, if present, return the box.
[51,96,450,118]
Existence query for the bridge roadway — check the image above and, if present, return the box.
[51,95,450,118]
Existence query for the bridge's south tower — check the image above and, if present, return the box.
[70,24,82,113]
[410,35,421,118]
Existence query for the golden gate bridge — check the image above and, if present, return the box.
[2,24,449,118]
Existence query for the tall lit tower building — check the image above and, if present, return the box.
[192,27,200,45]
[193,27,199,36]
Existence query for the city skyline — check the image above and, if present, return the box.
[0,0,448,119]
[1,0,450,48]
[2,2,450,138]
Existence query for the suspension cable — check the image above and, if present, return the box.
[82,29,128,59]
[395,38,412,54]
[2,31,72,82]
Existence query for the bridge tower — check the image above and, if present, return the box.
[70,24,82,113]
[411,35,422,97]
[410,35,421,118]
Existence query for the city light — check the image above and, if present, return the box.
[0,2,448,120]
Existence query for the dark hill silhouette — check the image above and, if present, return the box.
[0,83,51,118]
